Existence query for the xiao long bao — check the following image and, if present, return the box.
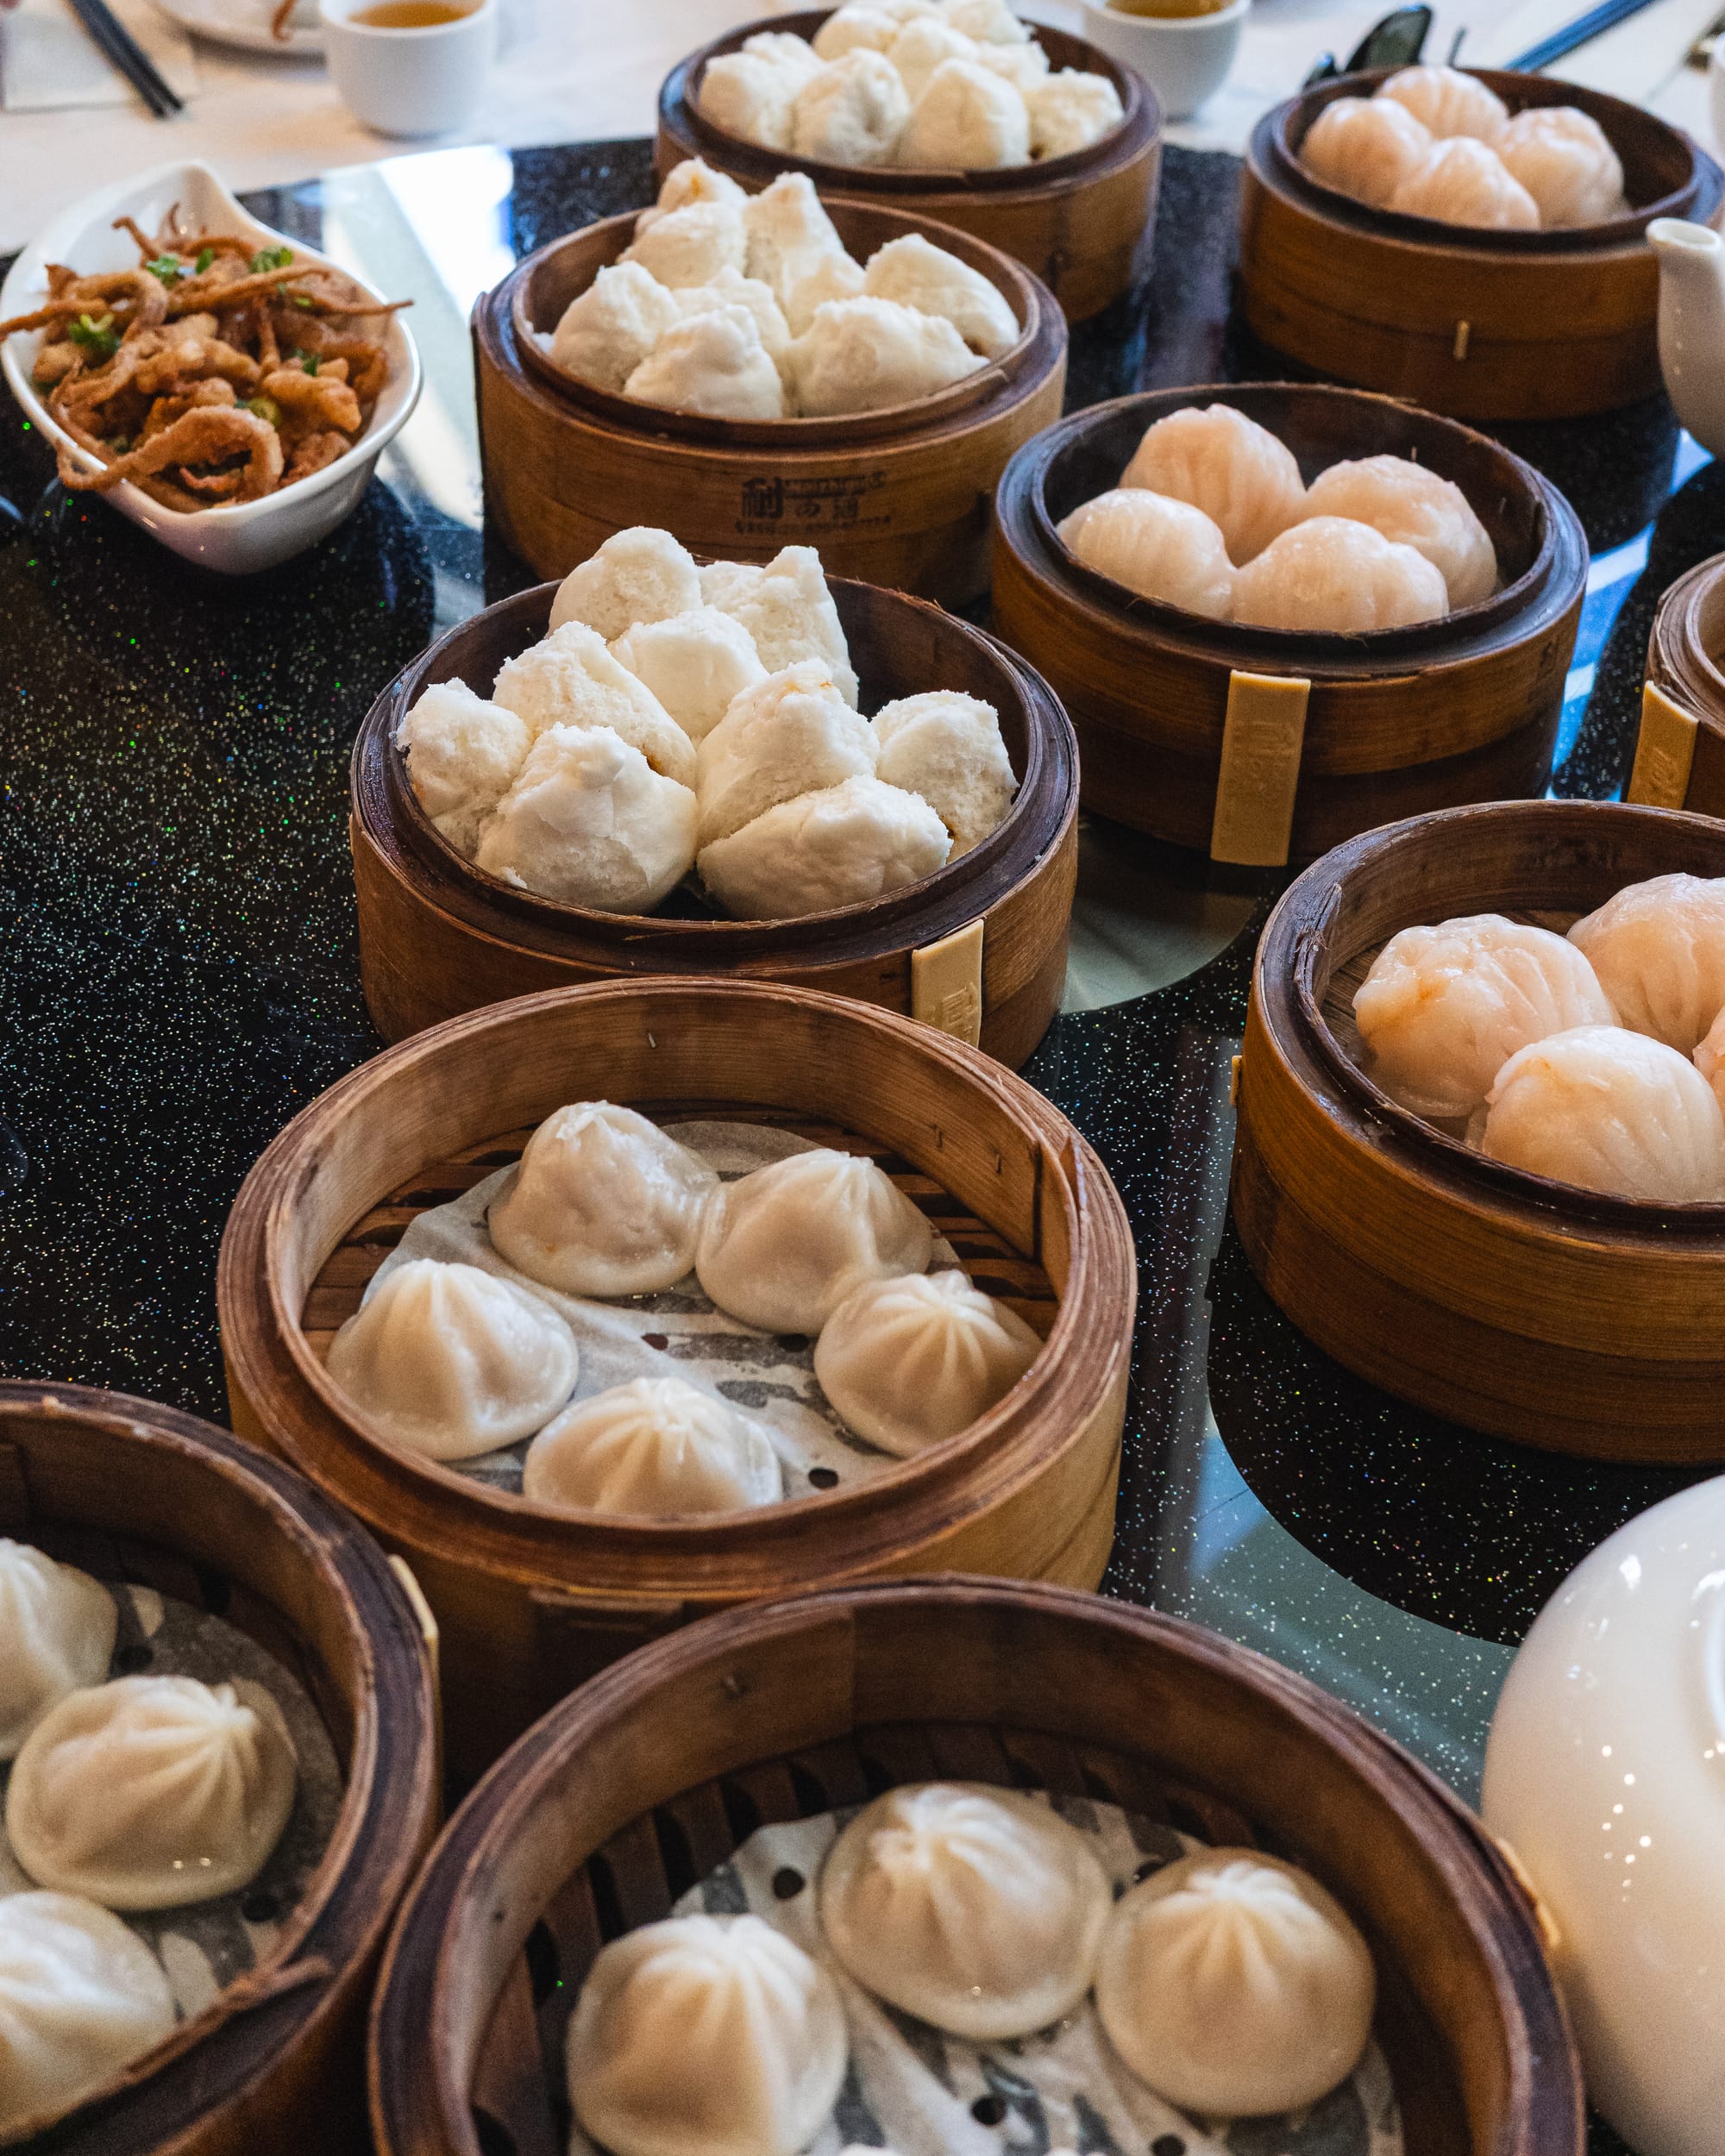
[0,1539,116,1758]
[0,1893,176,2133]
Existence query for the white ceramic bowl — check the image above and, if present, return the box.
[0,160,421,575]
[1076,0,1246,122]
[319,0,498,139]
[1482,1476,1725,2156]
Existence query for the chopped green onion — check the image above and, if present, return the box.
[249,244,295,273]
[145,254,184,286]
[301,353,321,376]
[196,247,215,274]
[66,313,119,360]
[244,395,282,426]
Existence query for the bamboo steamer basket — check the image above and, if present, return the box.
[350,573,1077,1065]
[991,382,1587,867]
[1239,70,1725,422]
[655,10,1163,321]
[368,1576,1583,2156]
[216,981,1136,1785]
[1232,799,1725,1463]
[1633,550,1725,817]
[0,1380,437,2156]
[474,197,1066,606]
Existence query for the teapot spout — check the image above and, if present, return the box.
[1651,217,1725,458]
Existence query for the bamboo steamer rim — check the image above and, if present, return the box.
[1259,67,1724,256]
[1261,797,1725,1235]
[230,978,1131,1576]
[368,1576,1578,2156]
[511,199,1050,448]
[1650,548,1725,716]
[1007,379,1583,667]
[662,9,1155,198]
[0,1380,435,2153]
[362,572,1066,947]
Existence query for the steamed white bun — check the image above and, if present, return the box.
[549,526,702,642]
[699,774,950,920]
[636,157,749,232]
[671,268,792,363]
[618,200,747,290]
[697,660,877,846]
[888,14,977,98]
[1057,489,1236,618]
[475,724,698,912]
[549,261,681,392]
[1026,68,1122,159]
[972,38,1047,92]
[712,543,860,706]
[862,232,1018,356]
[813,2,909,60]
[794,49,911,166]
[787,295,981,416]
[739,29,825,90]
[393,679,529,857]
[611,607,768,743]
[494,619,696,787]
[743,172,849,311]
[872,690,1016,854]
[625,304,787,420]
[941,0,1030,43]
[782,249,867,335]
[698,49,800,151]
[900,57,1030,167]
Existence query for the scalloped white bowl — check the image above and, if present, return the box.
[0,160,421,575]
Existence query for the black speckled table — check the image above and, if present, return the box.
[3,140,1721,2153]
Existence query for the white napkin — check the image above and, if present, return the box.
[0,0,199,112]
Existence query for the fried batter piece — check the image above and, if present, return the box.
[55,406,285,501]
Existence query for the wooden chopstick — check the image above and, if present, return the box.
[1505,0,1664,71]
[65,0,185,116]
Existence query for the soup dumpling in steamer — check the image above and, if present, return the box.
[0,1891,176,2134]
[523,1377,781,1517]
[1568,873,1725,1053]
[0,1543,116,1762]
[1121,404,1307,565]
[1232,517,1448,632]
[1057,487,1235,617]
[1377,63,1509,144]
[1299,95,1433,208]
[814,1269,1040,1452]
[1302,454,1497,608]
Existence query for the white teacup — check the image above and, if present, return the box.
[319,0,499,138]
[1078,0,1248,122]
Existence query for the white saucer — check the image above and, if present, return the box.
[150,0,323,56]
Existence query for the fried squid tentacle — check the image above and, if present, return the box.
[54,406,285,500]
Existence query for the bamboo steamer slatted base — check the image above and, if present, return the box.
[655,11,1162,322]
[0,1381,437,2156]
[1634,550,1725,817]
[476,197,1066,605]
[217,981,1136,1784]
[1239,70,1725,421]
[351,574,1077,1065]
[991,382,1586,866]
[368,1578,1583,2156]
[1233,799,1725,1461]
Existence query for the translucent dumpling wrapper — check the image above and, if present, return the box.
[7,1676,298,1912]
[738,31,824,91]
[1026,69,1123,160]
[489,1101,718,1295]
[1299,94,1433,208]
[1353,913,1617,1119]
[493,619,696,788]
[0,1544,116,1763]
[624,304,788,422]
[474,724,699,912]
[637,157,750,231]
[549,261,681,392]
[1388,139,1539,230]
[698,775,950,923]
[819,1783,1111,2036]
[1696,1006,1725,1108]
[742,172,850,315]
[1302,454,1497,608]
[695,658,878,847]
[549,526,703,643]
[1122,403,1306,565]
[1498,104,1627,226]
[712,543,860,707]
[1482,1024,1725,1200]
[1231,517,1449,633]
[696,1144,935,1332]
[814,1269,1041,1452]
[887,15,976,99]
[327,1256,580,1457]
[899,57,1029,167]
[1569,873,1725,1051]
[0,1892,176,2134]
[1095,1849,1377,2116]
[793,50,910,166]
[523,1377,781,1517]
[566,1914,847,2156]
[870,688,1016,853]
[619,201,748,291]
[670,269,792,363]
[1057,487,1236,617]
[611,606,767,743]
[941,0,1030,45]
[861,231,1018,356]
[698,50,800,151]
[1377,63,1509,143]
[786,295,982,417]
[393,678,530,858]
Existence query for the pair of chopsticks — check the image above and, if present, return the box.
[1506,0,1664,71]
[66,0,184,115]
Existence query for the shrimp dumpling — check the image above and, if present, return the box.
[712,543,860,706]
[549,261,681,392]
[475,724,698,912]
[1095,1850,1377,2115]
[697,1146,934,1332]
[1498,105,1627,226]
[494,619,695,788]
[1352,914,1616,1119]
[1122,403,1306,564]
[394,680,529,858]
[793,50,910,166]
[1057,488,1235,618]
[695,660,878,848]
[820,1783,1111,2036]
[861,232,1019,357]
[624,305,787,421]
[523,1378,781,1517]
[327,1257,580,1457]
[549,526,702,643]
[699,49,801,151]
[0,1544,116,1762]
[489,1102,718,1296]
[1026,69,1123,160]
[1231,517,1448,633]
[871,688,1016,854]
[618,202,747,291]
[698,775,950,921]
[815,1269,1040,1451]
[900,57,1030,168]
[1482,1025,1725,1200]
[1302,454,1497,607]
[1568,874,1725,1052]
[611,606,768,743]
[1389,139,1539,230]
[1300,95,1433,208]
[567,1915,846,2156]
[786,295,981,416]
[0,1893,176,2134]
[1378,64,1509,144]
[7,1676,298,1910]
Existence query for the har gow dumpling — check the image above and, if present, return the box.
[861,231,1019,356]
[1353,914,1616,1119]
[549,526,703,643]
[695,660,878,848]
[1095,1850,1376,2115]
[494,620,696,788]
[1121,403,1306,565]
[611,606,768,743]
[793,50,910,166]
[1378,63,1509,144]
[327,1257,580,1458]
[1388,139,1539,230]
[8,1676,298,1910]
[698,49,801,152]
[489,1102,717,1296]
[870,688,1016,854]
[618,202,747,291]
[567,1914,847,2156]
[1302,454,1497,607]
[523,1377,781,1517]
[1231,517,1448,633]
[393,679,530,858]
[0,1892,175,2134]
[1057,487,1235,617]
[814,1269,1040,1452]
[474,724,698,912]
[0,1544,116,1762]
[696,1146,935,1332]
[549,261,681,392]
[1026,69,1123,160]
[1299,94,1433,209]
[786,295,981,417]
[698,774,950,922]
[1483,1025,1725,1200]
[1568,873,1725,1052]
[624,305,787,422]
[819,1783,1110,2036]
[1498,105,1627,226]
[712,543,860,706]
[899,57,1030,168]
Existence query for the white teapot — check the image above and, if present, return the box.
[1652,217,1725,457]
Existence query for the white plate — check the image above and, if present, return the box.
[149,0,322,58]
[0,160,421,575]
